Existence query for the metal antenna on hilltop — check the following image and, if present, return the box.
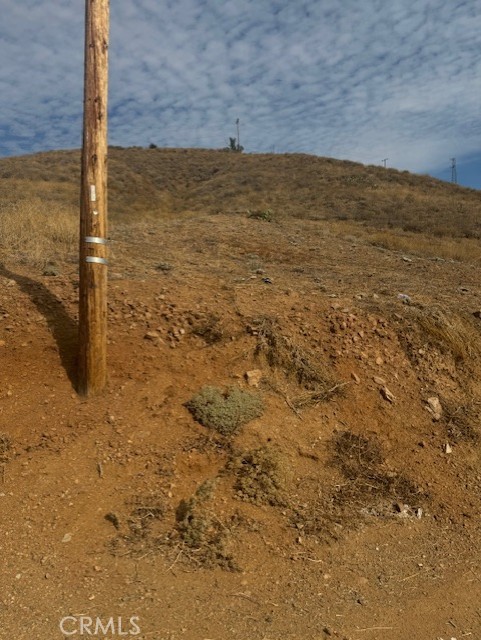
[451,157,457,184]
[78,0,110,396]
[382,158,388,168]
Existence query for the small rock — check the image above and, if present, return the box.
[402,256,413,263]
[380,386,395,403]
[444,443,453,454]
[262,277,273,284]
[473,310,481,319]
[351,372,360,384]
[62,533,72,543]
[144,331,161,341]
[375,356,384,366]
[426,396,442,421]
[245,369,263,387]
[373,376,386,386]
[397,293,412,304]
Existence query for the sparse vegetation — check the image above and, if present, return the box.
[293,431,426,543]
[331,430,424,509]
[0,197,77,267]
[226,446,286,506]
[414,307,480,361]
[247,208,274,222]
[107,494,166,558]
[367,228,481,263]
[185,386,264,436]
[174,479,239,570]
[0,433,11,463]
[443,403,480,443]
[253,316,340,407]
[1,148,479,242]
[190,313,223,344]
[226,137,243,153]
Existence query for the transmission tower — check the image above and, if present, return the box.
[451,158,457,184]
[382,158,388,168]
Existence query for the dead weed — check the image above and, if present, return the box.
[415,307,480,361]
[0,433,11,463]
[253,316,340,408]
[174,479,239,570]
[107,494,166,558]
[293,431,426,542]
[443,403,480,443]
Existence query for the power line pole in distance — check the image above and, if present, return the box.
[451,157,457,184]
[236,118,240,150]
[78,0,110,396]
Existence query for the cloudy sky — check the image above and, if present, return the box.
[1,0,480,187]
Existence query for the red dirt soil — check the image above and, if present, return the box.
[2,212,481,640]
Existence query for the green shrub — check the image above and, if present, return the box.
[247,208,273,222]
[185,386,264,436]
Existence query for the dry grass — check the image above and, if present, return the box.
[414,307,480,361]
[0,147,479,237]
[253,316,340,408]
[0,197,77,267]
[367,229,481,263]
[1,147,480,268]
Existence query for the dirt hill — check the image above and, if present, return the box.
[1,148,481,639]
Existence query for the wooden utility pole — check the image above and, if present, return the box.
[236,118,240,151]
[78,0,110,396]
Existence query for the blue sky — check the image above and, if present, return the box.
[1,0,480,188]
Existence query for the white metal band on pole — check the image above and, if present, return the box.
[85,236,108,245]
[86,256,109,265]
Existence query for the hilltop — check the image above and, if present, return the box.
[1,148,481,639]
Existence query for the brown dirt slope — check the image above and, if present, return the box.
[1,149,481,639]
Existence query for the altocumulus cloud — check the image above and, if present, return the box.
[1,0,480,178]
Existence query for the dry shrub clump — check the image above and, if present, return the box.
[415,307,480,361]
[106,494,166,558]
[226,446,286,506]
[185,386,264,436]
[174,479,239,570]
[254,317,340,407]
[331,431,424,511]
[293,431,426,542]
[0,433,11,463]
[443,403,480,443]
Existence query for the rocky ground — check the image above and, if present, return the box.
[1,212,481,639]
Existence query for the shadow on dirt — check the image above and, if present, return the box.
[0,263,78,388]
